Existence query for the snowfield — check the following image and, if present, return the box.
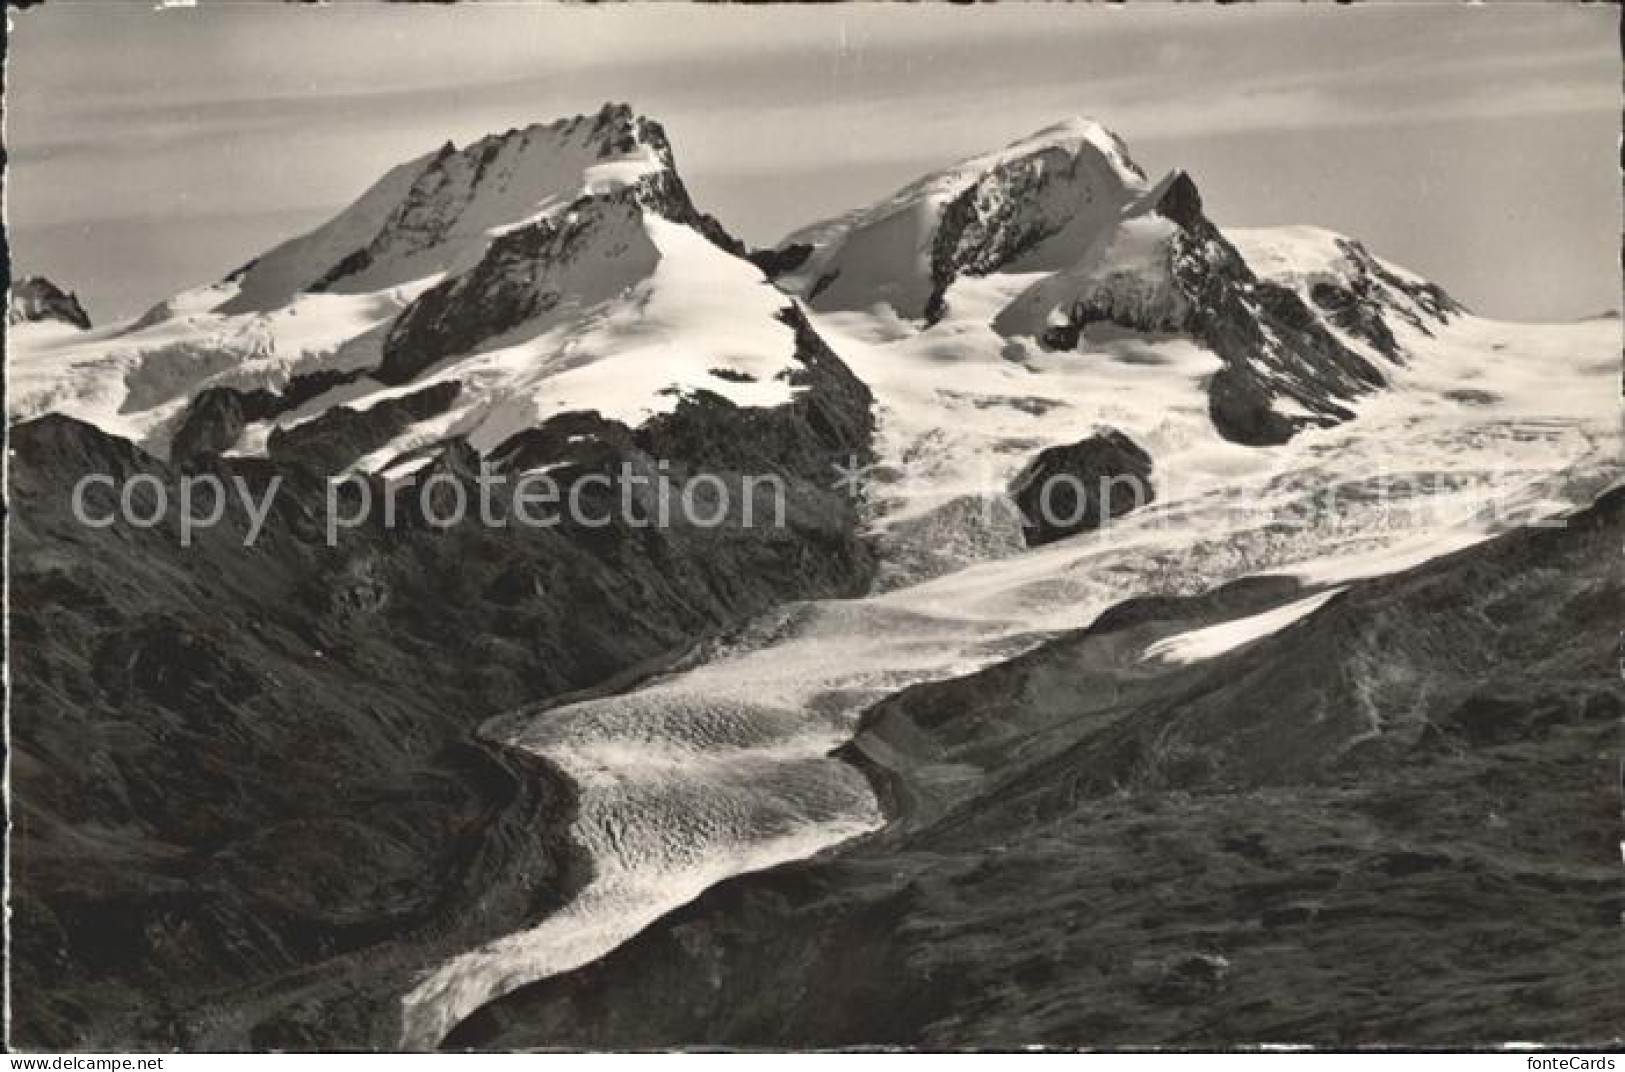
[6,284,426,454]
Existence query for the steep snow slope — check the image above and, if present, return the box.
[219,152,445,315]
[222,105,677,313]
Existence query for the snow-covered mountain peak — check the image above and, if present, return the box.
[214,103,714,316]
[6,105,792,465]
[998,115,1148,183]
[773,117,1153,319]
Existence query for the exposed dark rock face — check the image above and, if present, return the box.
[266,381,462,473]
[628,149,748,259]
[375,192,656,386]
[10,275,93,330]
[454,488,1622,1049]
[8,299,876,1049]
[1304,237,1464,361]
[170,387,252,462]
[1018,170,1458,446]
[1150,168,1204,230]
[11,416,580,1049]
[925,139,1146,323]
[170,370,370,464]
[748,242,812,279]
[1153,174,1390,445]
[1008,428,1153,547]
[1310,276,1401,359]
[640,305,873,473]
[580,104,745,255]
[307,248,376,294]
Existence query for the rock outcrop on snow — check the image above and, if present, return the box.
[1008,428,1154,546]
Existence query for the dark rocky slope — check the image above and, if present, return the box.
[374,192,656,386]
[8,305,874,1049]
[9,275,93,330]
[1042,172,1433,446]
[455,488,1622,1048]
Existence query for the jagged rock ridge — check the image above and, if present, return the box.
[222,103,740,316]
[9,275,92,330]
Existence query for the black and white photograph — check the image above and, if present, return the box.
[3,1,1621,1059]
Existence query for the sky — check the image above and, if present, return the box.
[6,1,1620,323]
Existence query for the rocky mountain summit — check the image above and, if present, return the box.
[9,275,92,330]
[221,102,739,315]
[8,103,794,473]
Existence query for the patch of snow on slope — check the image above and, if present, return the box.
[1142,587,1347,664]
[816,267,1259,532]
[1224,225,1362,289]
